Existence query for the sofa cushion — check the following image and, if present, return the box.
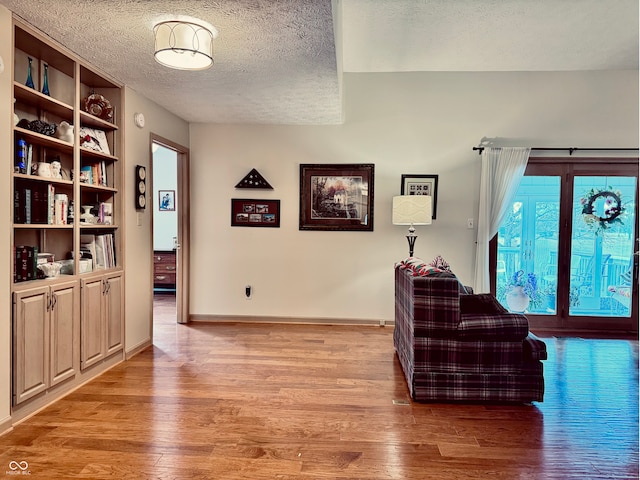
[428,254,452,272]
[460,294,508,315]
[457,313,529,341]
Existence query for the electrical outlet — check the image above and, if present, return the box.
[245,285,252,299]
[467,218,474,229]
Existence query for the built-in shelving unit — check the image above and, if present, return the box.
[9,18,125,420]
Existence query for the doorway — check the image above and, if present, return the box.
[151,135,190,326]
[493,158,638,332]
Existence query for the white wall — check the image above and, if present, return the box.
[152,145,178,251]
[0,4,14,431]
[123,87,188,354]
[189,70,638,323]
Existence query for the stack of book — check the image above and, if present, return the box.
[80,233,116,270]
[14,245,38,282]
[79,161,108,187]
[14,184,69,225]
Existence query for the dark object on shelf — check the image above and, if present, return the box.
[25,57,34,89]
[42,64,50,95]
[16,138,27,173]
[235,168,273,189]
[17,119,56,136]
[83,92,113,122]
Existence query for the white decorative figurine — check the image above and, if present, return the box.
[55,121,74,143]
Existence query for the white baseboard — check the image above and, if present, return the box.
[125,339,152,360]
[189,314,394,327]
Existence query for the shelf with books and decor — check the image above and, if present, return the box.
[8,18,124,419]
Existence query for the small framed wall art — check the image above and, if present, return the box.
[231,199,281,227]
[159,190,175,211]
[400,174,438,219]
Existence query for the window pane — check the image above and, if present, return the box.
[570,176,637,318]
[497,176,560,314]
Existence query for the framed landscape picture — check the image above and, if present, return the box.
[299,164,374,231]
[231,199,280,227]
[400,174,438,219]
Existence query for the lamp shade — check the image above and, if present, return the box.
[154,20,215,70]
[392,195,432,225]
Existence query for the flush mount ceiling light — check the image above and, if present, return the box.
[154,20,216,70]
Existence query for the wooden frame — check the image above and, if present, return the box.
[400,174,438,219]
[158,190,175,211]
[299,164,374,231]
[231,199,281,227]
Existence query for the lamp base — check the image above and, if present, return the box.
[406,226,418,257]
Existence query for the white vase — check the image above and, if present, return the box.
[506,286,530,312]
[80,205,95,224]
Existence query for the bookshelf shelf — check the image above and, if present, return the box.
[14,82,74,119]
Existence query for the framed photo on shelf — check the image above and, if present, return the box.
[79,127,110,155]
[158,190,175,211]
[400,174,438,219]
[299,163,374,231]
[231,199,280,227]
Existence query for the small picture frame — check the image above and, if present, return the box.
[158,190,175,211]
[231,199,280,227]
[401,174,438,219]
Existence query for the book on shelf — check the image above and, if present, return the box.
[14,188,25,224]
[24,188,31,224]
[47,184,55,224]
[80,165,93,184]
[101,160,108,187]
[98,202,113,224]
[14,245,38,283]
[26,144,33,176]
[54,193,68,225]
[93,233,116,269]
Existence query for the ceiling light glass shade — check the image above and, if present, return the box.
[392,195,432,225]
[154,21,214,70]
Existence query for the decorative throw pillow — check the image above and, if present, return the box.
[428,254,452,272]
[459,294,508,315]
[394,258,447,277]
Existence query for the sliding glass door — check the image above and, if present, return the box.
[494,159,638,331]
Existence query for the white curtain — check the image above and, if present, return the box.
[473,147,531,293]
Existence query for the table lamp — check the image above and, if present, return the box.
[392,195,432,257]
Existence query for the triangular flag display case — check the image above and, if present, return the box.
[235,168,273,189]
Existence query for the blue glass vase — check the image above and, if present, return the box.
[25,57,34,89]
[42,64,50,96]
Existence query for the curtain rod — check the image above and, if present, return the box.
[472,146,639,156]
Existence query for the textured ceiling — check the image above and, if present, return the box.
[0,0,637,125]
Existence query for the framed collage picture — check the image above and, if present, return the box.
[400,174,438,219]
[231,199,281,227]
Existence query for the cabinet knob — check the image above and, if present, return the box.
[165,266,176,271]
[155,275,166,281]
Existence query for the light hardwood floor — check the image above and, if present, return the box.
[0,294,637,479]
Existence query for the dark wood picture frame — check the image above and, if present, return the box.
[231,198,281,227]
[299,163,374,231]
[400,174,438,219]
[158,190,175,211]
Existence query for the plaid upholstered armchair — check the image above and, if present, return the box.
[394,263,546,403]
